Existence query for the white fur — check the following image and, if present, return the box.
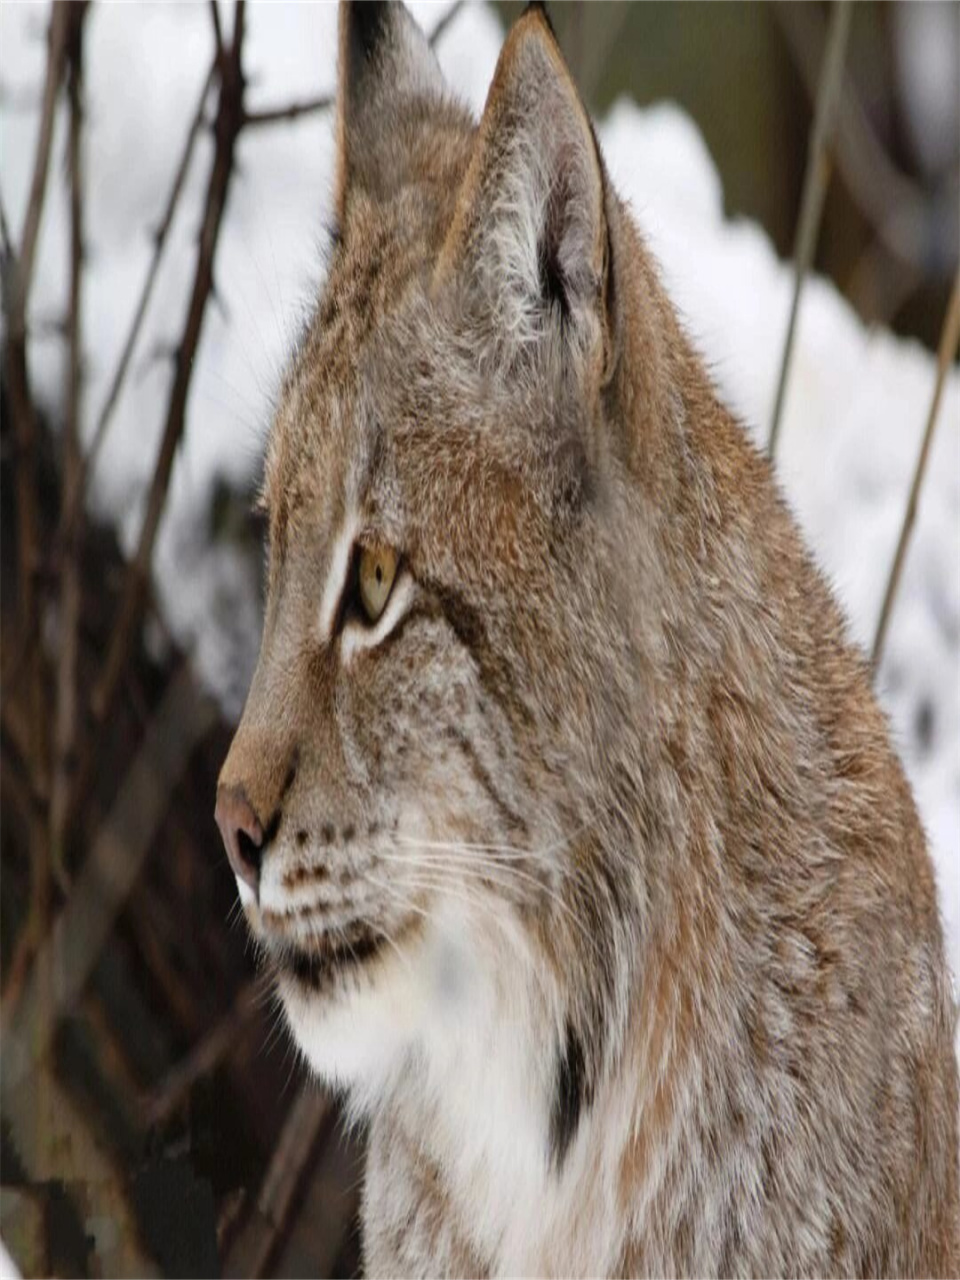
[317,511,359,643]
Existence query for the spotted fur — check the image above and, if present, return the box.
[217,3,959,1274]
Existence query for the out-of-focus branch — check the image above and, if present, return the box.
[872,272,960,673]
[75,59,217,511]
[210,0,225,62]
[224,1086,335,1279]
[0,187,12,256]
[16,4,70,311]
[0,4,75,1006]
[773,1,958,279]
[1,663,217,1079]
[51,2,89,871]
[845,234,923,329]
[64,5,247,833]
[428,0,465,50]
[142,980,264,1127]
[768,0,852,457]
[243,92,331,128]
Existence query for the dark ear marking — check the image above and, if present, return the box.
[550,1018,590,1168]
[523,0,556,38]
[345,0,390,76]
[335,0,448,220]
[538,231,571,327]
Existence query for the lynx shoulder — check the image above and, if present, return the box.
[216,3,959,1274]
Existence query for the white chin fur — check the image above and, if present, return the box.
[235,875,256,909]
[277,902,490,1096]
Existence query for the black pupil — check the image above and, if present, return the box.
[375,565,382,583]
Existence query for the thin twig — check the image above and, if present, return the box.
[75,59,216,511]
[871,272,960,673]
[767,0,853,457]
[16,4,70,313]
[65,5,247,832]
[429,0,466,49]
[210,0,225,62]
[0,186,12,256]
[242,92,331,128]
[51,2,89,872]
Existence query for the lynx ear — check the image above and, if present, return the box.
[335,0,446,220]
[437,6,614,375]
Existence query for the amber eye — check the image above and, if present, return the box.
[357,544,398,624]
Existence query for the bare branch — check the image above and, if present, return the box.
[51,2,89,869]
[224,1086,335,1278]
[242,92,332,128]
[76,60,216,508]
[1,663,218,1075]
[16,3,70,312]
[142,980,264,1127]
[872,272,960,673]
[210,0,225,62]
[64,12,247,828]
[0,3,70,992]
[429,0,465,49]
[768,0,852,457]
[0,184,12,257]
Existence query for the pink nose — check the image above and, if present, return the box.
[215,783,264,896]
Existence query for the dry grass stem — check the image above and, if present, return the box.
[872,271,960,672]
[768,0,853,457]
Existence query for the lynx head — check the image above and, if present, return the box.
[217,0,679,1118]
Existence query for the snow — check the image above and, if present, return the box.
[1,3,957,986]
[0,1238,20,1280]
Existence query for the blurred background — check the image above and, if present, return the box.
[1,2,957,1275]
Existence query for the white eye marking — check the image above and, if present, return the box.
[318,511,359,643]
[342,573,415,666]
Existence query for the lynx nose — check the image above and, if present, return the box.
[215,783,264,897]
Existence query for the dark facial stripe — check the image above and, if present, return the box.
[428,582,535,733]
[448,728,527,839]
[550,1018,589,1169]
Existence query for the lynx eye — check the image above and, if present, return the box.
[358,544,398,624]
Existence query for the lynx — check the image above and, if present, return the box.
[216,3,959,1274]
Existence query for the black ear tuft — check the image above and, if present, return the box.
[335,0,448,219]
[523,1,556,39]
[346,0,390,72]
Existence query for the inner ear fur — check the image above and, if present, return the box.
[435,7,617,381]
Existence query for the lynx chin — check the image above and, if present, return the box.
[216,3,959,1274]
